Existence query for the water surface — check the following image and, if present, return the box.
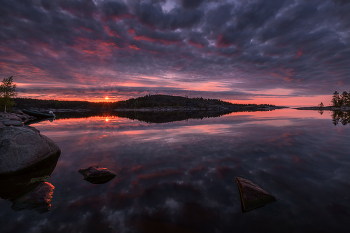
[1,109,349,233]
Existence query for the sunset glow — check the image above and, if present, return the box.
[1,0,349,106]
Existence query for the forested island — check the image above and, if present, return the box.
[295,91,350,111]
[13,94,286,113]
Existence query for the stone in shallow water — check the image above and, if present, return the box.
[235,177,277,213]
[12,182,55,213]
[78,166,117,184]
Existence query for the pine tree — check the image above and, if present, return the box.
[331,91,340,107]
[0,76,17,113]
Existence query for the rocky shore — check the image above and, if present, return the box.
[0,111,38,125]
[0,112,61,174]
[0,111,61,213]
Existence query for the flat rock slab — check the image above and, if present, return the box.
[79,166,117,184]
[12,182,54,213]
[0,126,61,174]
[235,177,277,213]
[3,120,23,126]
[0,122,4,129]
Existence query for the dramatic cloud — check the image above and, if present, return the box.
[1,0,350,105]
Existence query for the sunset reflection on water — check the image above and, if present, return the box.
[0,109,349,233]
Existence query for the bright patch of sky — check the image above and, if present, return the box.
[161,0,177,13]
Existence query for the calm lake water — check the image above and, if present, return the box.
[1,109,349,233]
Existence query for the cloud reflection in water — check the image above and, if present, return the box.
[0,109,349,233]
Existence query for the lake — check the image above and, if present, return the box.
[0,109,349,233]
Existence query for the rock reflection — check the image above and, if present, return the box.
[12,182,54,213]
[0,153,59,212]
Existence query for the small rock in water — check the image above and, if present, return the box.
[235,177,277,213]
[12,182,55,213]
[78,166,117,184]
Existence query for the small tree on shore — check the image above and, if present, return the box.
[319,102,324,107]
[0,76,17,113]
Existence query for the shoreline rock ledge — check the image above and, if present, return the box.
[0,123,61,175]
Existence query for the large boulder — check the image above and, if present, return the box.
[0,126,61,174]
[235,177,277,213]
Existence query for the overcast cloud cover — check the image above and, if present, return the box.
[1,0,350,105]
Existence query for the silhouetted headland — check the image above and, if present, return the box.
[13,94,287,114]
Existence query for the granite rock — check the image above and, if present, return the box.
[0,126,61,174]
[235,177,277,213]
[3,120,23,126]
[78,166,117,184]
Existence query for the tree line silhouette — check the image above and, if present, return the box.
[331,91,350,107]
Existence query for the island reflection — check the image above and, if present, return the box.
[27,108,284,125]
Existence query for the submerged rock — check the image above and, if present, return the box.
[235,177,277,213]
[78,166,117,184]
[12,182,55,213]
[0,126,61,174]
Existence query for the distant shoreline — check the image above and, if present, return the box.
[13,95,287,113]
[294,106,350,111]
[15,105,288,114]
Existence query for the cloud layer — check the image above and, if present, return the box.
[1,0,350,105]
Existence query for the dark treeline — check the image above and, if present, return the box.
[13,98,104,109]
[14,94,276,110]
[331,91,350,107]
[114,94,276,108]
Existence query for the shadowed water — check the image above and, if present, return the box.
[0,109,349,233]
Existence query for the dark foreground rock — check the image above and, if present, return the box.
[79,166,117,184]
[0,126,61,174]
[235,177,277,213]
[12,182,55,213]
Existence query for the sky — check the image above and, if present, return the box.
[1,0,350,106]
